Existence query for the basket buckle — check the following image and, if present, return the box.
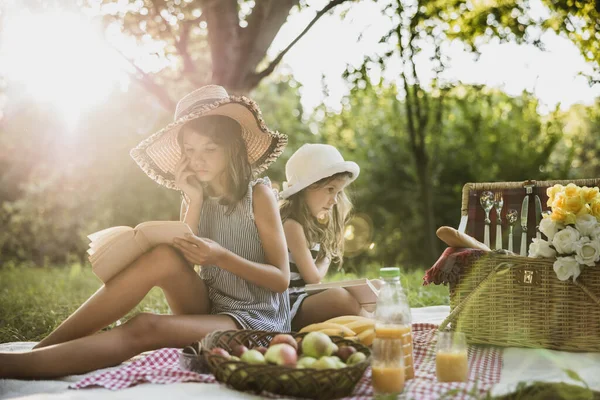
[514,266,540,286]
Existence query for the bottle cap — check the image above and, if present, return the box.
[379,267,400,278]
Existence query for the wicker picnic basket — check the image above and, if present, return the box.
[183,329,370,400]
[439,178,600,352]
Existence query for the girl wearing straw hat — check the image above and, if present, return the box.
[279,144,374,330]
[1,85,291,378]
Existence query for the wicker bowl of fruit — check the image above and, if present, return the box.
[181,329,371,400]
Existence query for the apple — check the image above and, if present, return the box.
[347,352,367,365]
[264,343,298,366]
[270,334,298,351]
[210,348,230,358]
[240,349,267,365]
[335,345,357,362]
[296,356,317,369]
[255,346,268,355]
[312,356,339,370]
[231,344,248,358]
[301,332,338,358]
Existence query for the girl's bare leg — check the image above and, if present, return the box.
[291,287,361,331]
[0,313,238,379]
[34,245,208,349]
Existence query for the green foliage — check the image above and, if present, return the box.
[317,82,575,269]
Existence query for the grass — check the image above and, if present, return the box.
[0,264,169,343]
[0,264,448,343]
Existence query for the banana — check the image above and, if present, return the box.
[345,336,359,342]
[357,328,375,346]
[325,315,372,325]
[345,319,375,334]
[318,328,347,337]
[300,322,356,336]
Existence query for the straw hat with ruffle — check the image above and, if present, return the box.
[131,85,287,190]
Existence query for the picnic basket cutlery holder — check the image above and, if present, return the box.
[194,329,371,400]
[440,178,600,352]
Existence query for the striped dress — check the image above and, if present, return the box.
[288,243,320,321]
[197,177,291,332]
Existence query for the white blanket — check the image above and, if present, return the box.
[1,306,599,399]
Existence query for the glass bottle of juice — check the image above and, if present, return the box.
[374,267,414,381]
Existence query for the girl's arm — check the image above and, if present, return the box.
[283,219,330,284]
[179,198,202,235]
[174,183,289,293]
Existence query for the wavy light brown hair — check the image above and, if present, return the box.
[179,115,252,214]
[280,172,353,266]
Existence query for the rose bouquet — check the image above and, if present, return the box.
[528,183,600,281]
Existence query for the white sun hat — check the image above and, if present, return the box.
[130,85,287,190]
[279,143,360,199]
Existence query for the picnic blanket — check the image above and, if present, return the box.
[70,323,503,399]
[2,306,600,399]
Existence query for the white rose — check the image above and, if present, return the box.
[528,238,557,258]
[552,226,580,255]
[553,256,582,281]
[591,225,600,242]
[574,237,600,267]
[539,217,563,241]
[575,214,598,237]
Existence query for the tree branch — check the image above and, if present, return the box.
[247,0,353,88]
[240,0,298,79]
[113,47,175,112]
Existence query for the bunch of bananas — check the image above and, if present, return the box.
[299,315,376,346]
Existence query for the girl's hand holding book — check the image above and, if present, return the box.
[175,157,203,202]
[173,233,225,266]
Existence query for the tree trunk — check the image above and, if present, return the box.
[414,144,438,265]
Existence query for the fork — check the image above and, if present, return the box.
[494,192,504,250]
[480,191,494,248]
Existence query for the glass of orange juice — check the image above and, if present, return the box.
[436,331,468,383]
[371,337,405,397]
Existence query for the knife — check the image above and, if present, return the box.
[535,195,542,239]
[520,184,533,256]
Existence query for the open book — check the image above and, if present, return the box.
[304,278,379,312]
[87,221,193,283]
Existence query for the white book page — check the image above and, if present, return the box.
[88,227,131,251]
[136,221,193,246]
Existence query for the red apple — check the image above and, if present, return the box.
[231,344,248,358]
[255,346,268,355]
[264,343,298,366]
[335,346,357,362]
[210,348,230,358]
[270,334,298,351]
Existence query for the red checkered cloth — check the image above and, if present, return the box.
[69,347,215,390]
[71,324,503,399]
[423,247,488,286]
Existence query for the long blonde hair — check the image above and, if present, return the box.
[280,172,353,266]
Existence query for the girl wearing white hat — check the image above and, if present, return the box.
[1,85,291,378]
[279,143,366,330]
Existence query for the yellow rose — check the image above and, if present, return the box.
[564,211,577,225]
[552,193,566,211]
[564,183,581,198]
[581,186,600,204]
[564,195,585,214]
[591,199,600,220]
[546,184,564,207]
[560,184,585,214]
[577,204,591,216]
[550,207,567,223]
